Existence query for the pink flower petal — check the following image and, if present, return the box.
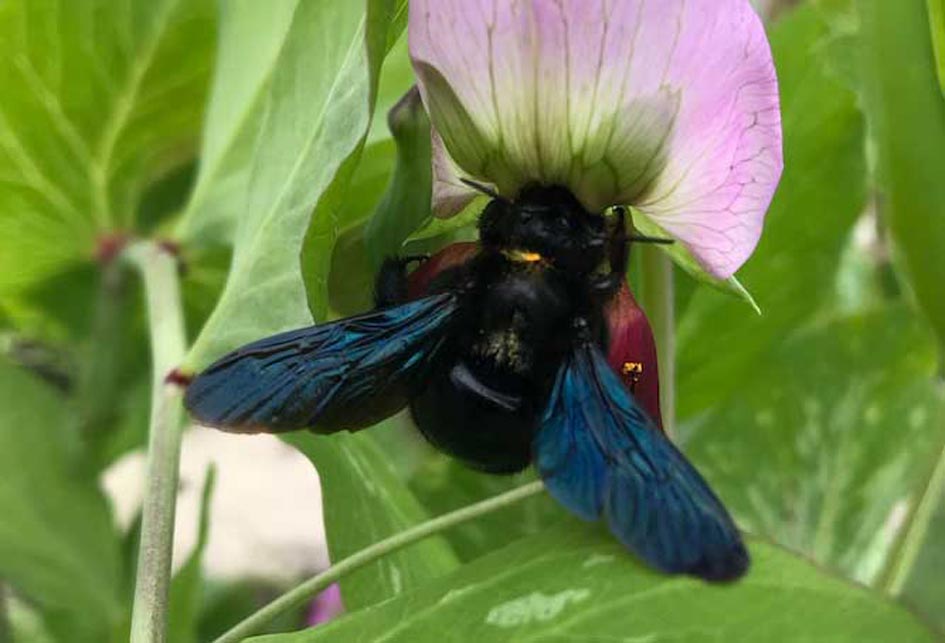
[431,129,480,217]
[410,0,782,278]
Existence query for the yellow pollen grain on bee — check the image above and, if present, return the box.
[503,249,545,263]
[622,362,644,375]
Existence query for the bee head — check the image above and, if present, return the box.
[479,184,607,274]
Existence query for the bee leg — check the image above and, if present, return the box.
[589,207,629,300]
[374,255,429,308]
[609,206,629,275]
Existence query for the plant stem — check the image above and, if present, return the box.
[126,242,188,643]
[212,480,547,643]
[639,246,676,436]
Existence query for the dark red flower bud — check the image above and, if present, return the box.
[604,283,664,432]
[407,242,479,299]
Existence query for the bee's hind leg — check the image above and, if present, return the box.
[374,255,429,308]
[589,206,629,302]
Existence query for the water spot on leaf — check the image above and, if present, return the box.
[485,589,591,628]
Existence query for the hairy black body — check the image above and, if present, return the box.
[376,186,627,473]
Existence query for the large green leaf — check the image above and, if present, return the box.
[251,525,938,643]
[929,0,945,97]
[684,308,944,586]
[284,429,459,611]
[676,6,867,416]
[184,0,397,368]
[175,0,299,245]
[0,360,123,642]
[858,0,945,361]
[0,0,216,297]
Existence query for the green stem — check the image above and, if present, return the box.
[126,242,188,643]
[639,246,676,436]
[212,480,547,643]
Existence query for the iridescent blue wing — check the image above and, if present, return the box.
[534,340,748,581]
[185,294,458,433]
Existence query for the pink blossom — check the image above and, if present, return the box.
[410,0,783,278]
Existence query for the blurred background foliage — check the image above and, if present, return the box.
[0,0,943,641]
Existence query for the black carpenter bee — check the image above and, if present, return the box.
[185,183,748,581]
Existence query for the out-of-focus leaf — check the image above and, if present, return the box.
[7,595,56,643]
[251,525,939,643]
[676,7,866,416]
[929,0,945,97]
[0,360,122,642]
[858,0,945,360]
[198,580,309,642]
[167,466,216,643]
[0,0,216,297]
[685,308,944,588]
[184,0,399,368]
[367,32,414,146]
[895,456,945,631]
[409,459,560,562]
[284,429,459,611]
[175,0,299,245]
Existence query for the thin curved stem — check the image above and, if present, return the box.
[126,241,188,643]
[212,480,547,643]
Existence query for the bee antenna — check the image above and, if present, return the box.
[629,234,675,245]
[460,178,503,200]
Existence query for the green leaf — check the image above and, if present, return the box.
[367,32,414,146]
[928,0,945,98]
[167,466,216,643]
[0,0,216,297]
[409,460,561,562]
[676,6,867,416]
[684,308,944,586]
[284,430,459,611]
[249,526,938,643]
[0,359,123,642]
[175,0,300,245]
[184,0,398,368]
[895,454,945,631]
[858,0,945,361]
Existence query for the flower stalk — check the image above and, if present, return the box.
[638,246,676,436]
[126,241,188,643]
[211,480,547,643]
